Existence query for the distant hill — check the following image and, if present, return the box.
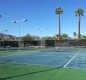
[0,33,18,41]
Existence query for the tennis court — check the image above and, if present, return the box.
[0,47,86,68]
[1,47,86,80]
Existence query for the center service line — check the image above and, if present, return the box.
[63,50,81,68]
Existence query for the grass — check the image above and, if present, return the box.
[0,62,86,80]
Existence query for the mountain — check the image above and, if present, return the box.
[0,33,18,40]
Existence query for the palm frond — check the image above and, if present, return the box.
[75,8,84,16]
[55,7,63,15]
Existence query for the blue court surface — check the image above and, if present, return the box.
[0,47,86,69]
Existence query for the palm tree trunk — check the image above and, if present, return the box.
[58,14,61,39]
[78,15,80,39]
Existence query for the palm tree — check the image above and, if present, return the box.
[73,32,77,39]
[55,7,63,39]
[75,8,84,39]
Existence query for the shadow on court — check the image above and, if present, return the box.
[0,67,62,80]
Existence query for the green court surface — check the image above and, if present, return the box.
[0,48,40,56]
[0,62,86,80]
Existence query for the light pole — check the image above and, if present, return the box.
[38,28,42,48]
[12,19,27,50]
[38,27,47,48]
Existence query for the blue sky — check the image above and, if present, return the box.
[0,0,86,37]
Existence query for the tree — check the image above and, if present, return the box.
[75,8,84,39]
[61,33,68,40]
[52,34,60,40]
[55,7,63,39]
[21,34,33,47]
[81,35,86,39]
[73,32,77,39]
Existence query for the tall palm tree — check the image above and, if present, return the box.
[75,8,84,39]
[55,7,63,39]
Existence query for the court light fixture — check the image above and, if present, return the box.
[12,18,27,50]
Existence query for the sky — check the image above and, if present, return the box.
[0,0,86,38]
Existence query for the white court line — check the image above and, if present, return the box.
[63,49,81,68]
